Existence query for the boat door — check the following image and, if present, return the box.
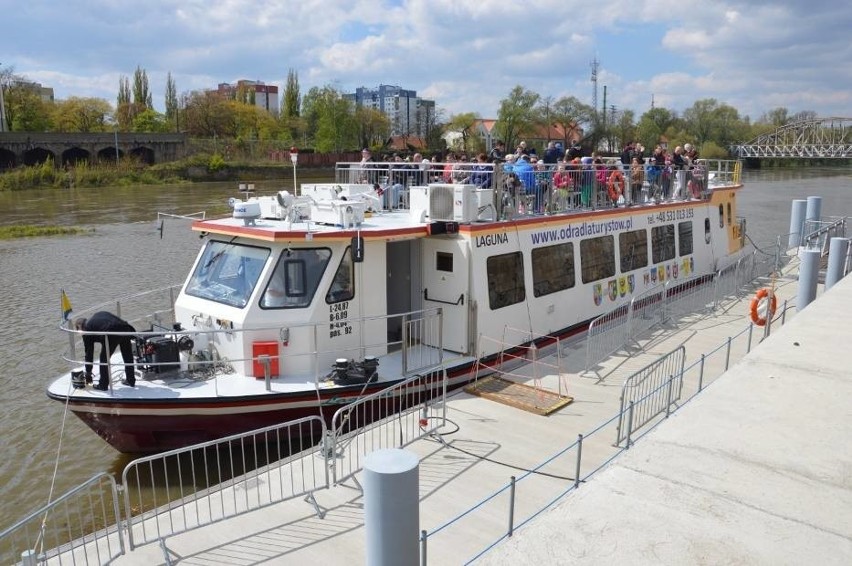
[422,237,470,354]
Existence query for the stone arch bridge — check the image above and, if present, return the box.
[0,132,186,169]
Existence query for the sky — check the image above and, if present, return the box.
[2,0,850,123]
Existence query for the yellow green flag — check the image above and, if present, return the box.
[61,289,73,321]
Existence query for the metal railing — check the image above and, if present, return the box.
[616,346,686,446]
[122,416,328,550]
[585,237,782,373]
[333,159,743,216]
[331,365,448,485]
[0,473,124,565]
[61,298,444,390]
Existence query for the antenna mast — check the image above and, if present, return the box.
[590,57,599,119]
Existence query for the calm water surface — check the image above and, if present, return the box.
[0,167,849,530]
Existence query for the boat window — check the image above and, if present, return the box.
[261,248,331,309]
[618,229,648,273]
[487,252,525,310]
[678,221,693,256]
[327,246,355,304]
[532,243,575,297]
[436,251,453,272]
[718,204,724,228]
[580,235,615,284]
[726,203,733,226]
[186,240,270,308]
[705,218,711,244]
[651,225,676,264]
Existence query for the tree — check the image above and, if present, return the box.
[354,106,390,150]
[132,108,169,133]
[3,75,54,131]
[132,66,153,109]
[115,76,133,130]
[282,69,300,119]
[53,97,113,132]
[550,96,593,148]
[165,72,178,131]
[182,90,232,137]
[445,112,479,153]
[302,85,357,152]
[494,86,540,150]
[682,98,721,146]
[636,107,677,152]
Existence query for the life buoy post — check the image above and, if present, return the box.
[749,288,777,326]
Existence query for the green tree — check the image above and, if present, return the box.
[132,108,169,133]
[3,77,54,131]
[494,86,540,150]
[282,69,300,119]
[355,106,390,150]
[550,95,593,148]
[165,72,178,131]
[182,90,232,137]
[302,85,357,152]
[635,107,677,152]
[445,112,479,153]
[132,65,153,109]
[53,97,113,132]
[115,76,133,130]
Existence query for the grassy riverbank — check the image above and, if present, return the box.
[0,225,93,239]
[0,154,316,191]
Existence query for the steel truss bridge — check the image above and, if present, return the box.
[731,117,852,159]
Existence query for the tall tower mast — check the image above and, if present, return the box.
[590,57,599,119]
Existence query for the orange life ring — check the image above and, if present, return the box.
[749,288,777,326]
[607,170,625,201]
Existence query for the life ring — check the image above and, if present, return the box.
[607,170,625,201]
[749,288,777,326]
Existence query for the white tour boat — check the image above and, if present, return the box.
[46,158,747,452]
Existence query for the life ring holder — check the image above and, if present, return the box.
[607,170,625,201]
[749,288,777,326]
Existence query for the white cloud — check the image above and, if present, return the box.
[1,0,849,121]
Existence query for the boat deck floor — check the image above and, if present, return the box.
[60,256,849,566]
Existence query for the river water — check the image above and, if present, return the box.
[0,167,849,531]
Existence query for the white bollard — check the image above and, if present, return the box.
[824,237,850,291]
[788,199,807,249]
[797,248,820,311]
[364,449,419,566]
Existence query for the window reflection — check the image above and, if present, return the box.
[262,248,331,308]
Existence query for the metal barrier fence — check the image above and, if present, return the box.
[425,300,795,564]
[616,346,686,446]
[585,236,784,373]
[331,365,448,485]
[122,416,328,549]
[584,303,631,372]
[0,473,124,565]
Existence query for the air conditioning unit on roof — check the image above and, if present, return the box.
[428,184,479,223]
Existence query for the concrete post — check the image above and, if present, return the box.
[824,237,850,291]
[788,199,807,249]
[805,195,822,223]
[797,248,820,311]
[364,449,419,566]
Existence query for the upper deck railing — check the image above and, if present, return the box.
[332,158,742,217]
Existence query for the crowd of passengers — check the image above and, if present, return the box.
[352,140,706,214]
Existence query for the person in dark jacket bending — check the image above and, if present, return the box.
[74,311,136,389]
